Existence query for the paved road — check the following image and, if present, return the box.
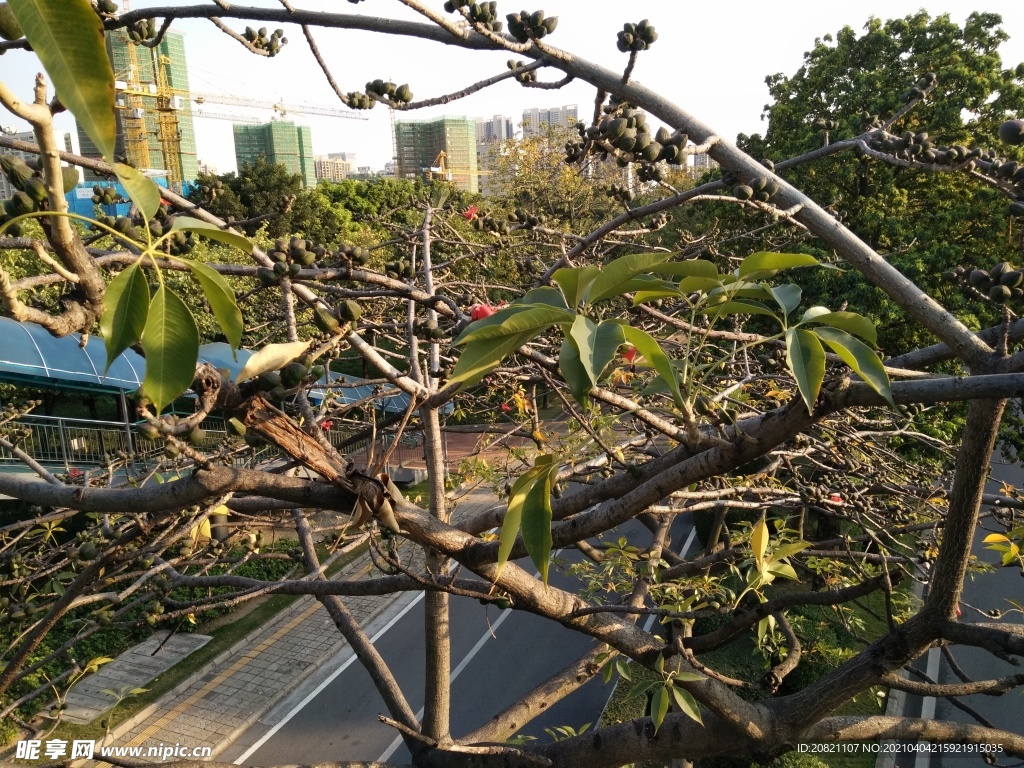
[224,518,695,766]
[890,455,1024,768]
[931,457,1024,768]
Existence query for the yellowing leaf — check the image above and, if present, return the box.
[236,341,310,382]
[750,517,769,566]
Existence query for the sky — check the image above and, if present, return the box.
[1,0,1023,174]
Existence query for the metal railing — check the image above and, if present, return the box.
[0,414,421,475]
[0,414,137,472]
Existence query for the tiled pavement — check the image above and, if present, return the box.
[87,482,502,765]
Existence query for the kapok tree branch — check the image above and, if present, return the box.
[290,509,422,753]
[883,671,1024,697]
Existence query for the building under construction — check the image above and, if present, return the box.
[395,117,478,194]
[233,120,315,188]
[77,30,198,188]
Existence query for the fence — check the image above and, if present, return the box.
[0,414,422,475]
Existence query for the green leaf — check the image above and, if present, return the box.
[677,276,726,294]
[633,288,684,306]
[768,284,802,317]
[593,322,626,381]
[10,0,115,161]
[615,657,632,681]
[614,275,679,297]
[813,326,894,407]
[235,340,310,382]
[455,305,571,346]
[141,286,199,413]
[100,262,149,373]
[772,541,811,560]
[516,286,569,310]
[670,685,703,725]
[622,326,683,408]
[708,299,780,321]
[738,251,819,278]
[185,261,243,350]
[800,308,878,346]
[568,317,600,395]
[650,259,719,278]
[568,316,625,391]
[711,279,774,301]
[785,327,825,414]
[114,163,160,222]
[497,454,557,583]
[624,678,659,702]
[672,671,706,683]
[588,251,674,304]
[455,305,534,343]
[520,456,557,585]
[449,330,538,388]
[766,561,799,580]
[559,337,591,406]
[650,685,669,734]
[552,266,599,309]
[750,517,769,566]
[169,216,253,254]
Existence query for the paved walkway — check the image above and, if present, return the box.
[86,482,502,765]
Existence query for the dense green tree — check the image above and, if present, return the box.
[738,11,1024,353]
[186,170,246,225]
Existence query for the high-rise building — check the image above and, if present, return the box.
[394,117,478,193]
[474,115,513,197]
[233,120,316,188]
[476,115,514,144]
[522,105,578,136]
[77,30,198,186]
[315,152,357,182]
[690,152,718,172]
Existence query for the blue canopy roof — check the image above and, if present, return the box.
[0,320,439,412]
[0,316,145,391]
[197,342,253,380]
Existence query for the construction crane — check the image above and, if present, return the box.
[422,150,492,186]
[112,0,367,191]
[112,26,151,173]
[191,109,262,125]
[191,92,369,121]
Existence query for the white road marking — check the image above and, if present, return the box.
[244,521,699,765]
[232,590,426,765]
[376,605,516,762]
[913,645,942,768]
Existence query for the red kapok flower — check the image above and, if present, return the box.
[461,205,478,220]
[320,419,333,431]
[501,402,512,412]
[622,346,638,364]
[470,303,496,321]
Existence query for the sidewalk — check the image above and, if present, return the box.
[87,481,503,765]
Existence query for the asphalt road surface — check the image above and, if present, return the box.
[227,517,696,766]
[895,454,1024,768]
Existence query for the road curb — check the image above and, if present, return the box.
[98,534,370,755]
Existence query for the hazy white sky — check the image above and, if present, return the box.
[1,0,1022,173]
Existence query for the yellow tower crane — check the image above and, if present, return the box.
[113,0,369,191]
[422,150,493,192]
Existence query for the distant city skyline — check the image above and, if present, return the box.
[0,2,1021,175]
